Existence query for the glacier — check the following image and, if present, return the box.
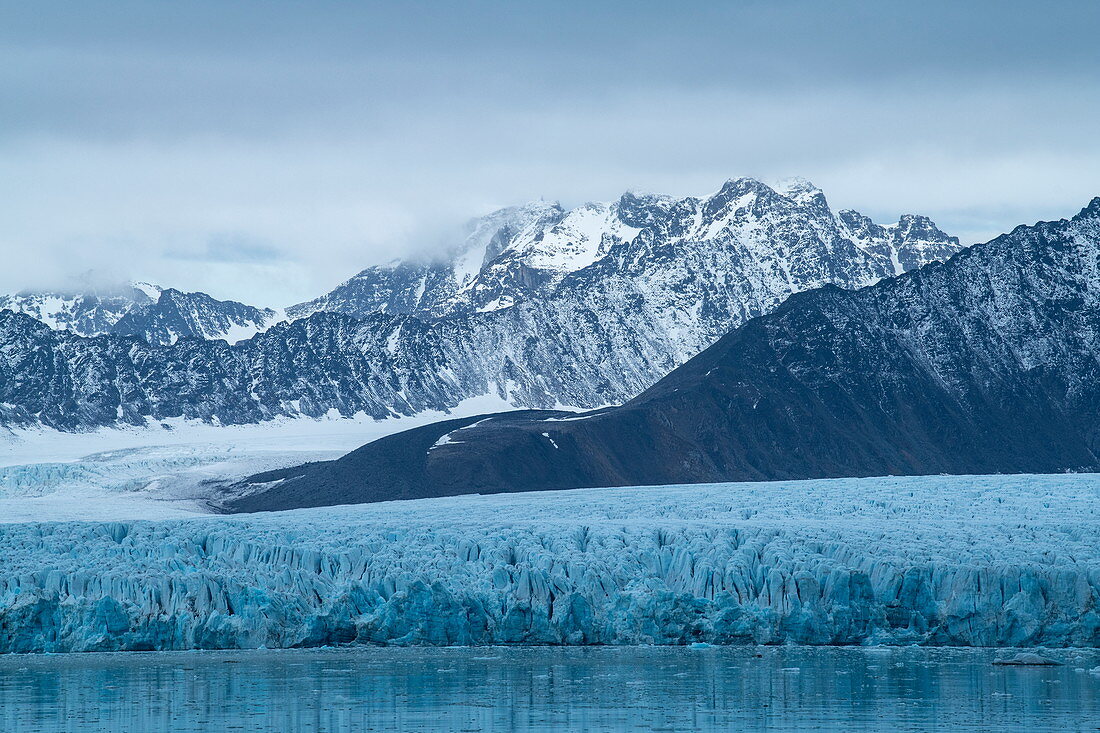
[2,473,1100,652]
[0,397,516,524]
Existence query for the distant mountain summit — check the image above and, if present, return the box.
[109,288,284,346]
[0,282,161,336]
[224,197,1100,510]
[0,178,963,430]
[292,177,960,328]
[0,282,283,346]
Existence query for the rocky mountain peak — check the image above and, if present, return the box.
[893,214,957,244]
[293,177,961,323]
[615,191,674,228]
[837,209,885,239]
[774,177,830,209]
[1076,197,1100,220]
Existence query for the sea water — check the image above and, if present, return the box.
[1,646,1099,732]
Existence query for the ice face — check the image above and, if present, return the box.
[2,473,1100,652]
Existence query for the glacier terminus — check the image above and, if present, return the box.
[2,474,1099,653]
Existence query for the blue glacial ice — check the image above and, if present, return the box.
[2,474,1100,652]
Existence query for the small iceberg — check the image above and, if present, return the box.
[992,653,1062,666]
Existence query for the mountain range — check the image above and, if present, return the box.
[223,197,1100,511]
[0,178,960,430]
[292,178,959,361]
[0,283,282,346]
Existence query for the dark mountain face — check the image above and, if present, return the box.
[222,199,1100,513]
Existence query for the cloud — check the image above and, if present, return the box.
[1,1,1098,306]
[166,235,288,265]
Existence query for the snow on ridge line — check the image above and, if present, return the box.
[2,473,1100,652]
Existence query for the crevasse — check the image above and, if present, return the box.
[2,474,1099,653]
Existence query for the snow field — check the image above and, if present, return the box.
[0,395,520,523]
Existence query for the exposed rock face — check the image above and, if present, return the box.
[225,199,1100,510]
[0,179,961,430]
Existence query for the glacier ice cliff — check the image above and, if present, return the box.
[2,474,1100,652]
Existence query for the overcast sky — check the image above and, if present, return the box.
[3,1,1099,306]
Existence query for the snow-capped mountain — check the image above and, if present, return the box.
[0,282,283,346]
[0,282,161,336]
[292,178,961,342]
[0,179,963,430]
[231,197,1100,509]
[109,288,284,346]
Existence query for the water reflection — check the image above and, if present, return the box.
[1,646,1098,732]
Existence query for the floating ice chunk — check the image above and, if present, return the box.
[992,653,1062,666]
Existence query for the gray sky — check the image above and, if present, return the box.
[3,1,1099,307]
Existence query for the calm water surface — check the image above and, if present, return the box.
[1,646,1099,732]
